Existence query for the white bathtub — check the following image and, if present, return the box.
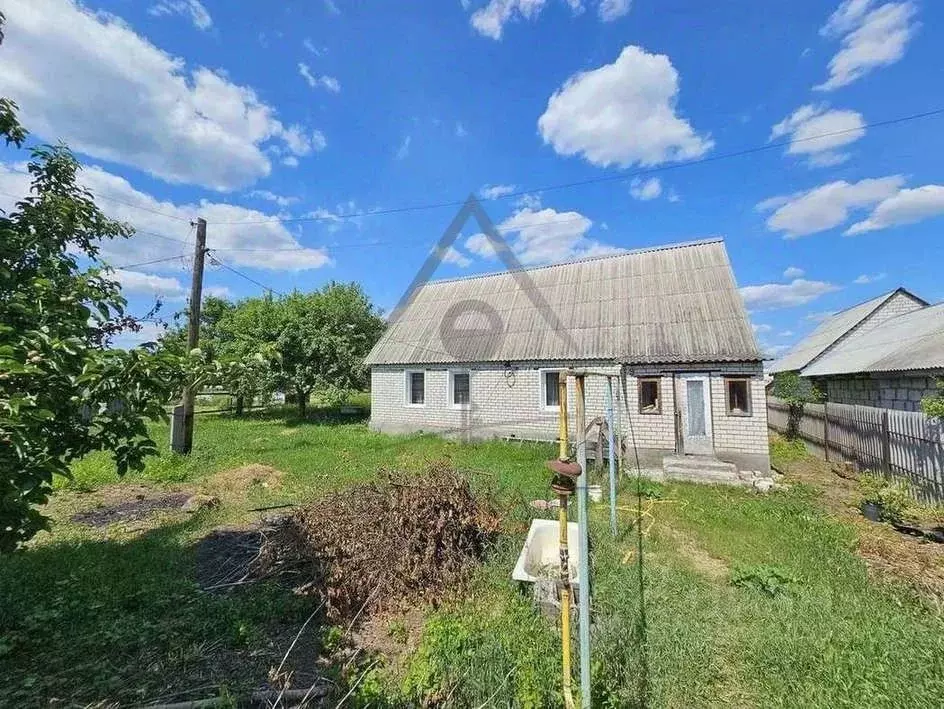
[511,518,582,588]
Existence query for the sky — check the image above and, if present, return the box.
[1,0,942,356]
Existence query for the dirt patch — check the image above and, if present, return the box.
[208,464,284,496]
[194,526,265,589]
[70,487,190,528]
[256,464,500,620]
[774,442,944,603]
[350,607,426,671]
[659,526,729,580]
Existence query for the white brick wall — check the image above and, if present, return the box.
[370,360,769,469]
[822,373,941,412]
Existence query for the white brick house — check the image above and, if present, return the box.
[365,239,770,473]
[770,288,944,412]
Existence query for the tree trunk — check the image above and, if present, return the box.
[297,390,308,419]
[235,395,244,417]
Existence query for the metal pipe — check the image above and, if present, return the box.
[556,373,576,709]
[558,375,569,461]
[605,377,617,537]
[574,373,592,708]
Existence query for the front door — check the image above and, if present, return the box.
[680,374,713,456]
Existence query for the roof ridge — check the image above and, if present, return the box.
[423,237,725,286]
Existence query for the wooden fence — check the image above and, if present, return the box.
[767,396,944,505]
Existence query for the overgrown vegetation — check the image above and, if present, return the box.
[4,416,944,706]
[771,371,823,439]
[921,378,944,418]
[859,472,915,523]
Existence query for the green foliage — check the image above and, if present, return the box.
[399,591,561,707]
[771,372,823,439]
[160,285,384,417]
[859,472,913,523]
[769,433,808,464]
[920,378,944,419]
[0,101,193,549]
[731,564,797,597]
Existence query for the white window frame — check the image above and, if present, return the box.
[448,369,472,410]
[404,369,427,407]
[539,368,563,411]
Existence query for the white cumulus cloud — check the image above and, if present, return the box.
[783,266,805,279]
[770,104,865,166]
[756,176,905,238]
[465,206,619,265]
[845,185,944,235]
[629,177,662,201]
[816,0,918,91]
[0,0,325,191]
[298,63,341,92]
[480,184,517,199]
[148,0,212,30]
[853,272,886,284]
[112,269,188,301]
[740,279,841,311]
[469,0,630,39]
[0,161,332,272]
[538,45,713,169]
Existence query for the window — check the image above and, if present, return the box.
[542,370,561,409]
[450,370,471,408]
[638,378,661,414]
[405,370,425,406]
[726,377,752,416]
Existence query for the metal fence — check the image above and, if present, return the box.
[767,396,944,505]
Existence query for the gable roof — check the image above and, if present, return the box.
[365,238,762,365]
[768,288,926,374]
[803,302,944,376]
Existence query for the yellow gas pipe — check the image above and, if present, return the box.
[556,375,576,709]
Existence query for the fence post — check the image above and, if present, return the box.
[881,409,891,476]
[823,401,830,462]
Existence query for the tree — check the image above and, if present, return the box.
[921,379,944,419]
[0,36,186,549]
[770,371,823,439]
[272,283,385,416]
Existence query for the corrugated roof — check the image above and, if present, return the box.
[803,302,944,376]
[768,291,897,374]
[365,238,762,365]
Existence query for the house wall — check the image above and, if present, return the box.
[818,372,941,412]
[370,361,770,472]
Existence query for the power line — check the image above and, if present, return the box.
[207,251,287,296]
[210,107,944,226]
[109,254,189,270]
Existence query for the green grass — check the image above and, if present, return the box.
[3,414,944,707]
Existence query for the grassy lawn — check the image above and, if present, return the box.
[2,412,943,707]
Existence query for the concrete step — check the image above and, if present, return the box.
[662,455,740,484]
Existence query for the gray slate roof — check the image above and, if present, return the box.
[365,238,762,366]
[803,302,944,376]
[768,291,895,374]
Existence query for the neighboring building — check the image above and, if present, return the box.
[365,238,770,473]
[769,288,944,411]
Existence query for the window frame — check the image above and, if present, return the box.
[637,377,662,415]
[404,369,427,407]
[539,368,563,411]
[725,376,753,417]
[448,369,472,410]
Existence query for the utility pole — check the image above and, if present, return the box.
[171,217,207,454]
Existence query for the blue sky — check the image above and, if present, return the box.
[1,0,942,356]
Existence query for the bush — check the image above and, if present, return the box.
[731,564,797,597]
[859,473,912,523]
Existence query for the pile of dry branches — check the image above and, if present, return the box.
[256,464,500,619]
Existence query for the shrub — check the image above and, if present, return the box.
[859,473,912,523]
[731,564,797,597]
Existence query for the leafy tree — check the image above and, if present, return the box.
[0,44,186,549]
[920,379,944,419]
[771,371,823,439]
[272,283,385,416]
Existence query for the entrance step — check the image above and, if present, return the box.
[662,454,740,484]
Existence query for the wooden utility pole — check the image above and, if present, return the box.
[171,218,207,454]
